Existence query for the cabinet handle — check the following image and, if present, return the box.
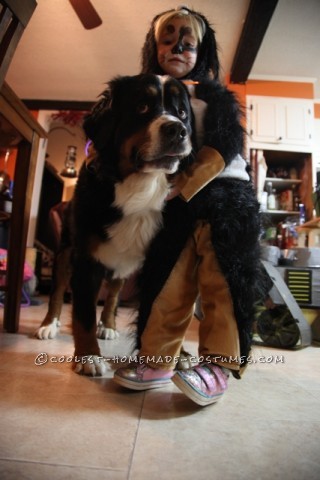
[277,136,283,141]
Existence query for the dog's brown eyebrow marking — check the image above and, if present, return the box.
[146,85,158,96]
[169,85,180,96]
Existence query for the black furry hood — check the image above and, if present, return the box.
[140,7,220,82]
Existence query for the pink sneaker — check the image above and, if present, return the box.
[172,363,229,406]
[113,364,174,390]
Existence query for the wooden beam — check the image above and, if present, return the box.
[22,99,94,111]
[230,0,279,84]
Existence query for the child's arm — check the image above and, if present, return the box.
[169,146,225,201]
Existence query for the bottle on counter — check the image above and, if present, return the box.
[299,203,306,225]
[266,181,276,210]
[292,185,300,212]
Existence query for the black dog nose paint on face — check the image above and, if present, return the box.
[161,121,187,141]
[171,26,197,54]
[171,42,184,54]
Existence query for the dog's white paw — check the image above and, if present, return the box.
[96,321,120,340]
[73,355,109,376]
[35,318,61,339]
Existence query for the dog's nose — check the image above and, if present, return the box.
[161,121,187,141]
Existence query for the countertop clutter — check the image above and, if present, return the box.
[255,149,315,250]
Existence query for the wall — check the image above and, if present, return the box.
[26,112,87,246]
[45,119,87,201]
[0,149,17,180]
[226,77,315,104]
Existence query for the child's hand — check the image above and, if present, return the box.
[166,183,181,200]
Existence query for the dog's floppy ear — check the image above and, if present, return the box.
[83,75,137,151]
[83,86,114,151]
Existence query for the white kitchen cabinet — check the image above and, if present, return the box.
[247,96,313,150]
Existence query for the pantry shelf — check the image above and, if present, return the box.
[264,177,302,189]
[264,210,300,215]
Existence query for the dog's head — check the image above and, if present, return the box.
[83,74,193,176]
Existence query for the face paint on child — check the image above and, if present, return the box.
[157,19,198,79]
[171,26,198,54]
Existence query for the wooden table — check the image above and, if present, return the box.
[0,81,47,332]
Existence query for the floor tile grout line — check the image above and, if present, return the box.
[0,456,127,472]
[126,391,146,480]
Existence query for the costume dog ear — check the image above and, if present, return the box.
[196,23,220,81]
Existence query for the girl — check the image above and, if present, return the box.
[114,7,265,406]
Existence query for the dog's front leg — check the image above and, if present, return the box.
[35,247,72,340]
[71,256,106,376]
[97,278,124,340]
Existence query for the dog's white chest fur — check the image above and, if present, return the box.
[93,172,169,278]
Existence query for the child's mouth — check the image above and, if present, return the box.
[168,57,184,63]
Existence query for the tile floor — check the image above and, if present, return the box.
[0,297,320,480]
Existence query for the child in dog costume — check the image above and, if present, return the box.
[114,6,265,406]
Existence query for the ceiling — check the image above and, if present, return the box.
[5,0,320,105]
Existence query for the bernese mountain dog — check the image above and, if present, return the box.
[35,74,193,375]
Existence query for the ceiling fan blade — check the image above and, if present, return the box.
[68,0,102,30]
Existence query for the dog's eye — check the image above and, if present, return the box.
[178,109,187,120]
[137,104,149,114]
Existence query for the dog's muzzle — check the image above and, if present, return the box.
[152,116,191,155]
[160,120,188,144]
[133,115,192,173]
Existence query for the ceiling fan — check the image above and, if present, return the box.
[68,0,102,30]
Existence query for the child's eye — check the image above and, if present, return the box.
[183,40,197,49]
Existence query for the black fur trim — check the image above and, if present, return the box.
[196,81,245,163]
[188,178,267,359]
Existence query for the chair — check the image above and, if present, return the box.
[0,0,37,89]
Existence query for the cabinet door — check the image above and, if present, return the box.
[248,96,313,148]
[248,97,280,143]
[283,102,313,146]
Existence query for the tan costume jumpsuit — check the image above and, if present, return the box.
[139,146,242,375]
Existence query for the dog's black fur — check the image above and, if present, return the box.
[67,74,193,374]
[137,80,266,367]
